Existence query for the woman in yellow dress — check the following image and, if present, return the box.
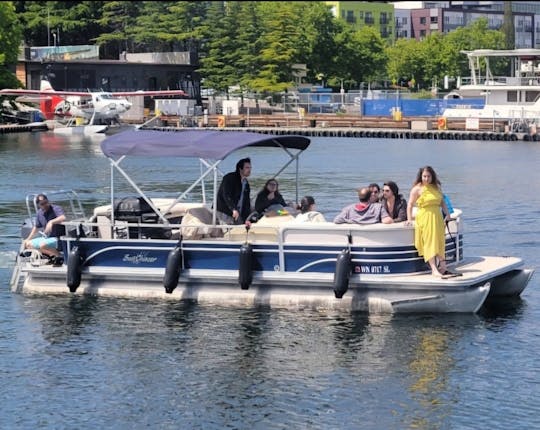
[406,166,451,278]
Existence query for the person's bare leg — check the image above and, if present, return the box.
[438,256,447,273]
[39,243,60,258]
[429,257,444,277]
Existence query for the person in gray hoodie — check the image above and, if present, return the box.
[334,187,392,225]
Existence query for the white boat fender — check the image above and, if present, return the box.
[334,234,353,299]
[67,246,84,292]
[164,243,183,294]
[239,243,254,290]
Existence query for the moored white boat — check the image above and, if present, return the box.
[10,130,534,313]
[442,49,540,128]
[49,118,107,135]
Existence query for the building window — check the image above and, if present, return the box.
[431,16,438,23]
[365,12,374,24]
[420,17,426,25]
[507,91,517,102]
[526,91,540,102]
[346,10,356,23]
[420,29,427,37]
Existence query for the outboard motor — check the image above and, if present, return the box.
[333,248,352,299]
[164,242,183,294]
[67,246,84,293]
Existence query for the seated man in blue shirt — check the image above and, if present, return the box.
[334,187,392,225]
[23,194,66,265]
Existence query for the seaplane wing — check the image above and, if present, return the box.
[110,90,187,97]
[0,88,93,97]
[0,88,187,98]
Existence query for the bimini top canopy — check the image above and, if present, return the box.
[101,129,311,159]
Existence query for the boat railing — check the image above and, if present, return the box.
[61,211,461,246]
[460,76,540,87]
[25,190,86,222]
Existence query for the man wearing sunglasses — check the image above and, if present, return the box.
[23,193,66,266]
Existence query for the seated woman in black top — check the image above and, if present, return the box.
[381,180,407,222]
[254,178,287,214]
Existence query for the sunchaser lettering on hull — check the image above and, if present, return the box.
[123,252,158,264]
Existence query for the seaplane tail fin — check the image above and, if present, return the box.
[40,79,54,92]
[39,79,65,120]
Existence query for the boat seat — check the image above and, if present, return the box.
[96,215,112,239]
[93,199,207,220]
[282,223,350,245]
[180,207,225,240]
[225,214,295,242]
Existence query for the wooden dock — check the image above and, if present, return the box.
[152,114,537,142]
[0,123,49,134]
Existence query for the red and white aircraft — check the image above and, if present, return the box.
[0,79,187,124]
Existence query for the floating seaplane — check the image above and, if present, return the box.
[0,80,188,135]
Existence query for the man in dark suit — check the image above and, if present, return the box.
[216,157,252,224]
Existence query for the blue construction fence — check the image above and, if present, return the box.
[362,98,484,117]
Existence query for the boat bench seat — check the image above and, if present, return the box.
[224,214,295,242]
[92,199,209,239]
[93,199,208,219]
[180,207,225,239]
[282,222,414,246]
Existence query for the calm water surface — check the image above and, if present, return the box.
[0,132,539,429]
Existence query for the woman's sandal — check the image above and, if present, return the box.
[442,269,463,277]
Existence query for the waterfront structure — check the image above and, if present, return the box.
[13,44,202,106]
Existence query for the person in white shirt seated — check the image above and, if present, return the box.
[294,196,326,223]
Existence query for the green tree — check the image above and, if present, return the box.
[442,18,506,81]
[0,2,23,88]
[198,1,242,94]
[334,25,387,89]
[94,1,141,59]
[386,38,423,89]
[294,2,339,85]
[250,2,304,92]
[386,18,505,91]
[15,1,103,47]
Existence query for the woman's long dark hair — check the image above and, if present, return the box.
[383,181,399,198]
[414,166,441,188]
[297,195,315,213]
[260,178,278,195]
